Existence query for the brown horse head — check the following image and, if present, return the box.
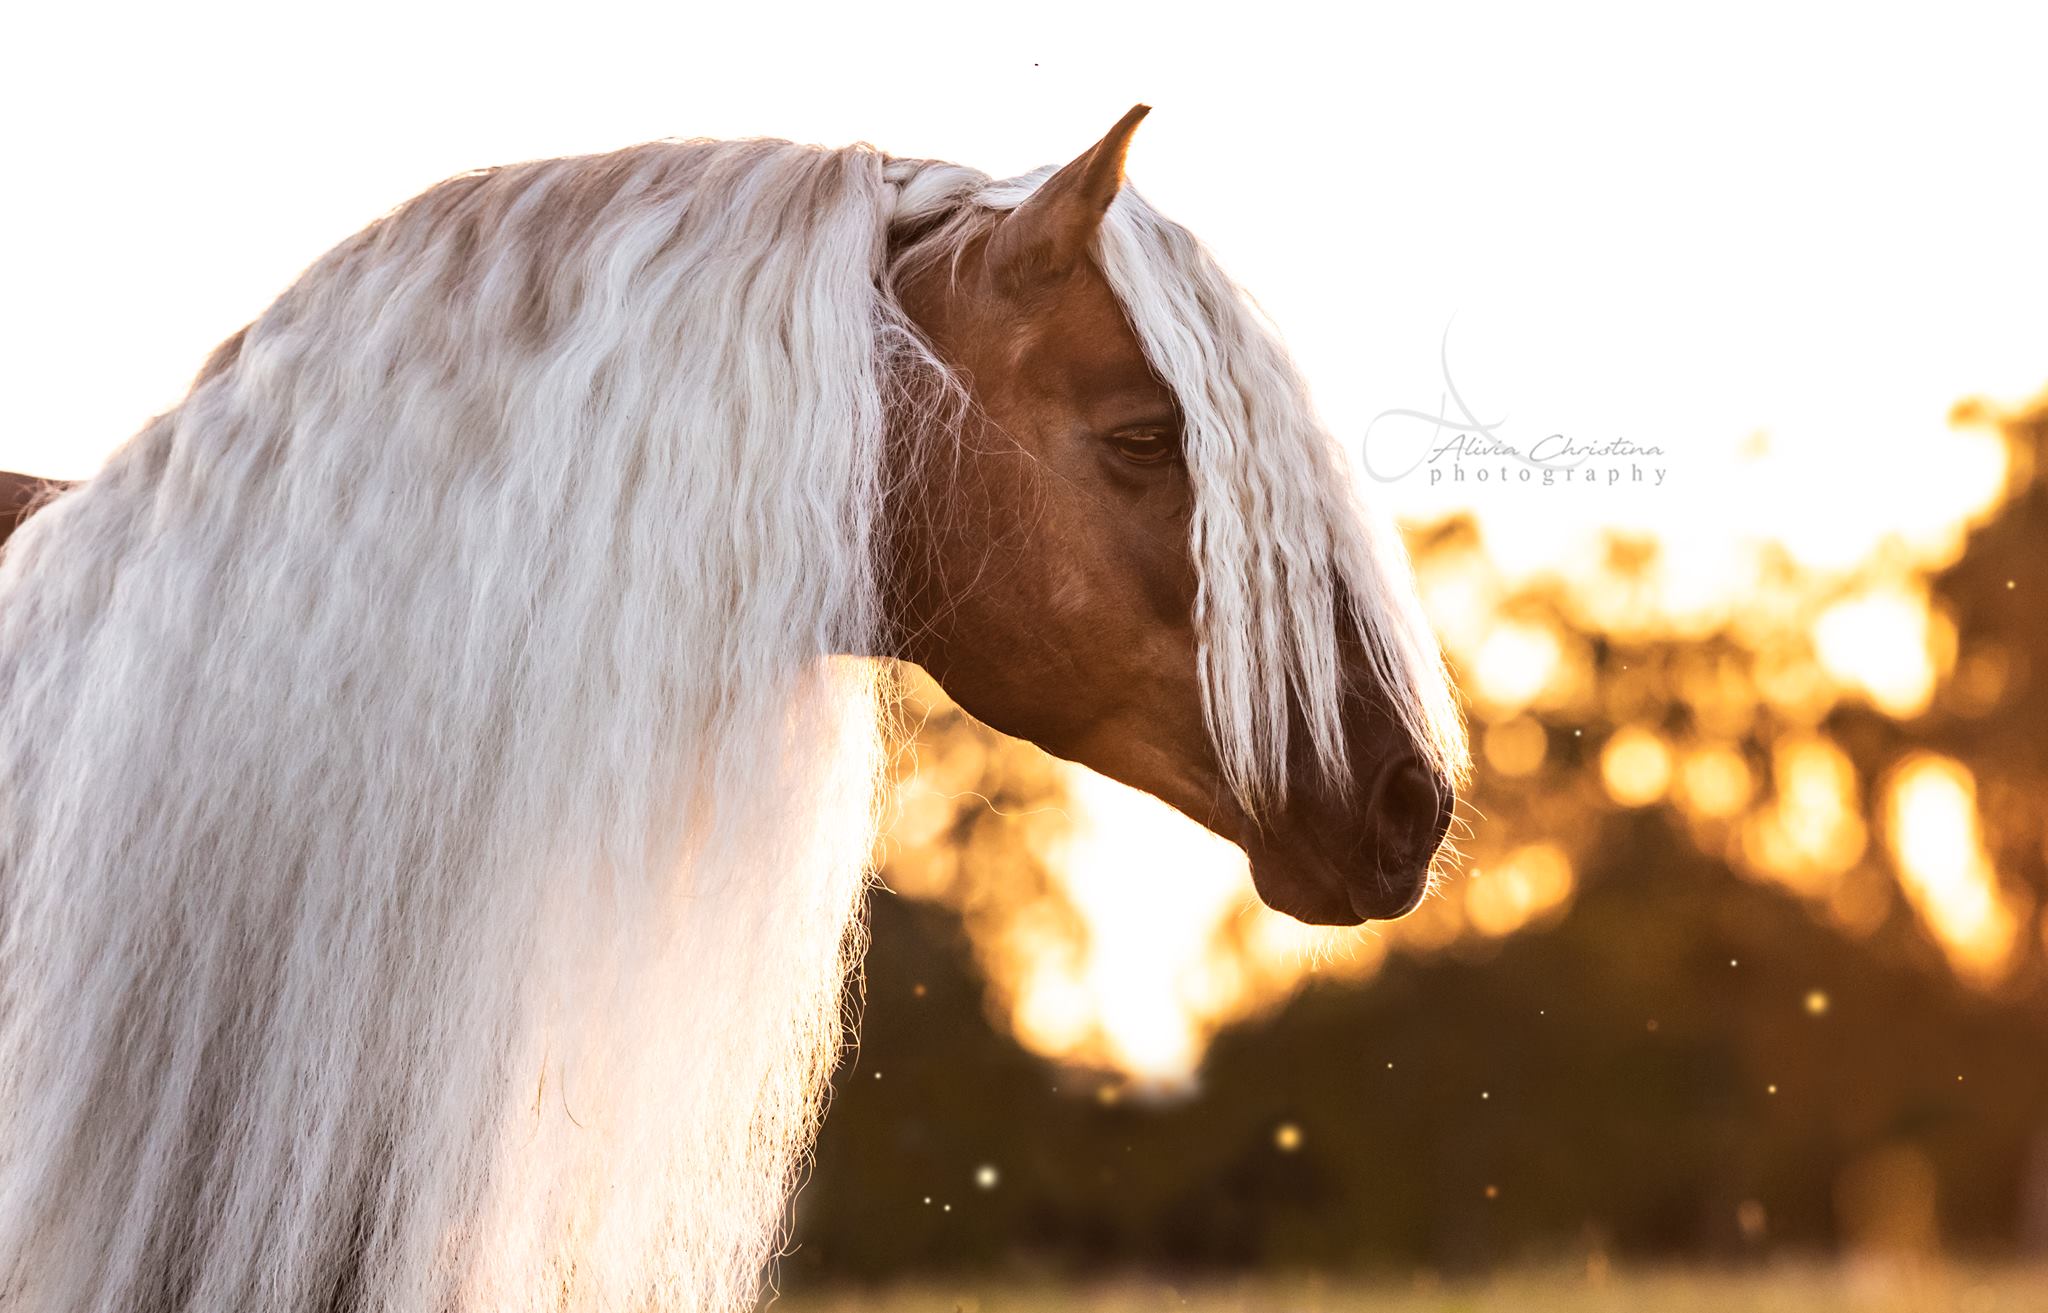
[880,108,1469,925]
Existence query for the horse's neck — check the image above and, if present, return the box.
[0,471,68,548]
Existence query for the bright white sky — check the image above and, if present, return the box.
[3,0,2044,553]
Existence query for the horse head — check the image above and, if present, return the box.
[882,108,1468,925]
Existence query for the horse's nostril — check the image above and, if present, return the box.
[1372,759,1450,863]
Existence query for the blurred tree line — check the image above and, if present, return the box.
[780,392,2048,1286]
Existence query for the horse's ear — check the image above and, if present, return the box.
[987,104,1150,295]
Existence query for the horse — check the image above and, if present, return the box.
[0,107,1467,1311]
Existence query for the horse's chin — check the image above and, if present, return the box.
[1241,833,1434,927]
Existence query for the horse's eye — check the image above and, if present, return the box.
[1111,427,1178,466]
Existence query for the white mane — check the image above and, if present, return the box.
[0,135,1464,1312]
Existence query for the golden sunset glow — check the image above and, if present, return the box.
[1811,586,1949,719]
[1676,743,1755,822]
[1470,620,1566,717]
[1482,715,1549,778]
[1017,769,1253,1083]
[1739,735,1867,899]
[1464,844,1576,939]
[1883,755,2020,985]
[897,393,2030,1084]
[1601,727,1673,808]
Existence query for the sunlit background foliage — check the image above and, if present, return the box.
[781,390,2048,1293]
[880,390,2034,1083]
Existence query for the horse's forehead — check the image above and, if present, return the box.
[1002,263,1164,400]
[900,231,1167,405]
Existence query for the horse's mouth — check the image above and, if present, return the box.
[1237,756,1453,927]
[1241,831,1436,926]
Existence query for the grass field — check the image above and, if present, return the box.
[769,1263,2048,1312]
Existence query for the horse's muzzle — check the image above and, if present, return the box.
[1239,752,1454,927]
[1347,755,1454,921]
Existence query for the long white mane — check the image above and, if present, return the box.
[0,135,1464,1312]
